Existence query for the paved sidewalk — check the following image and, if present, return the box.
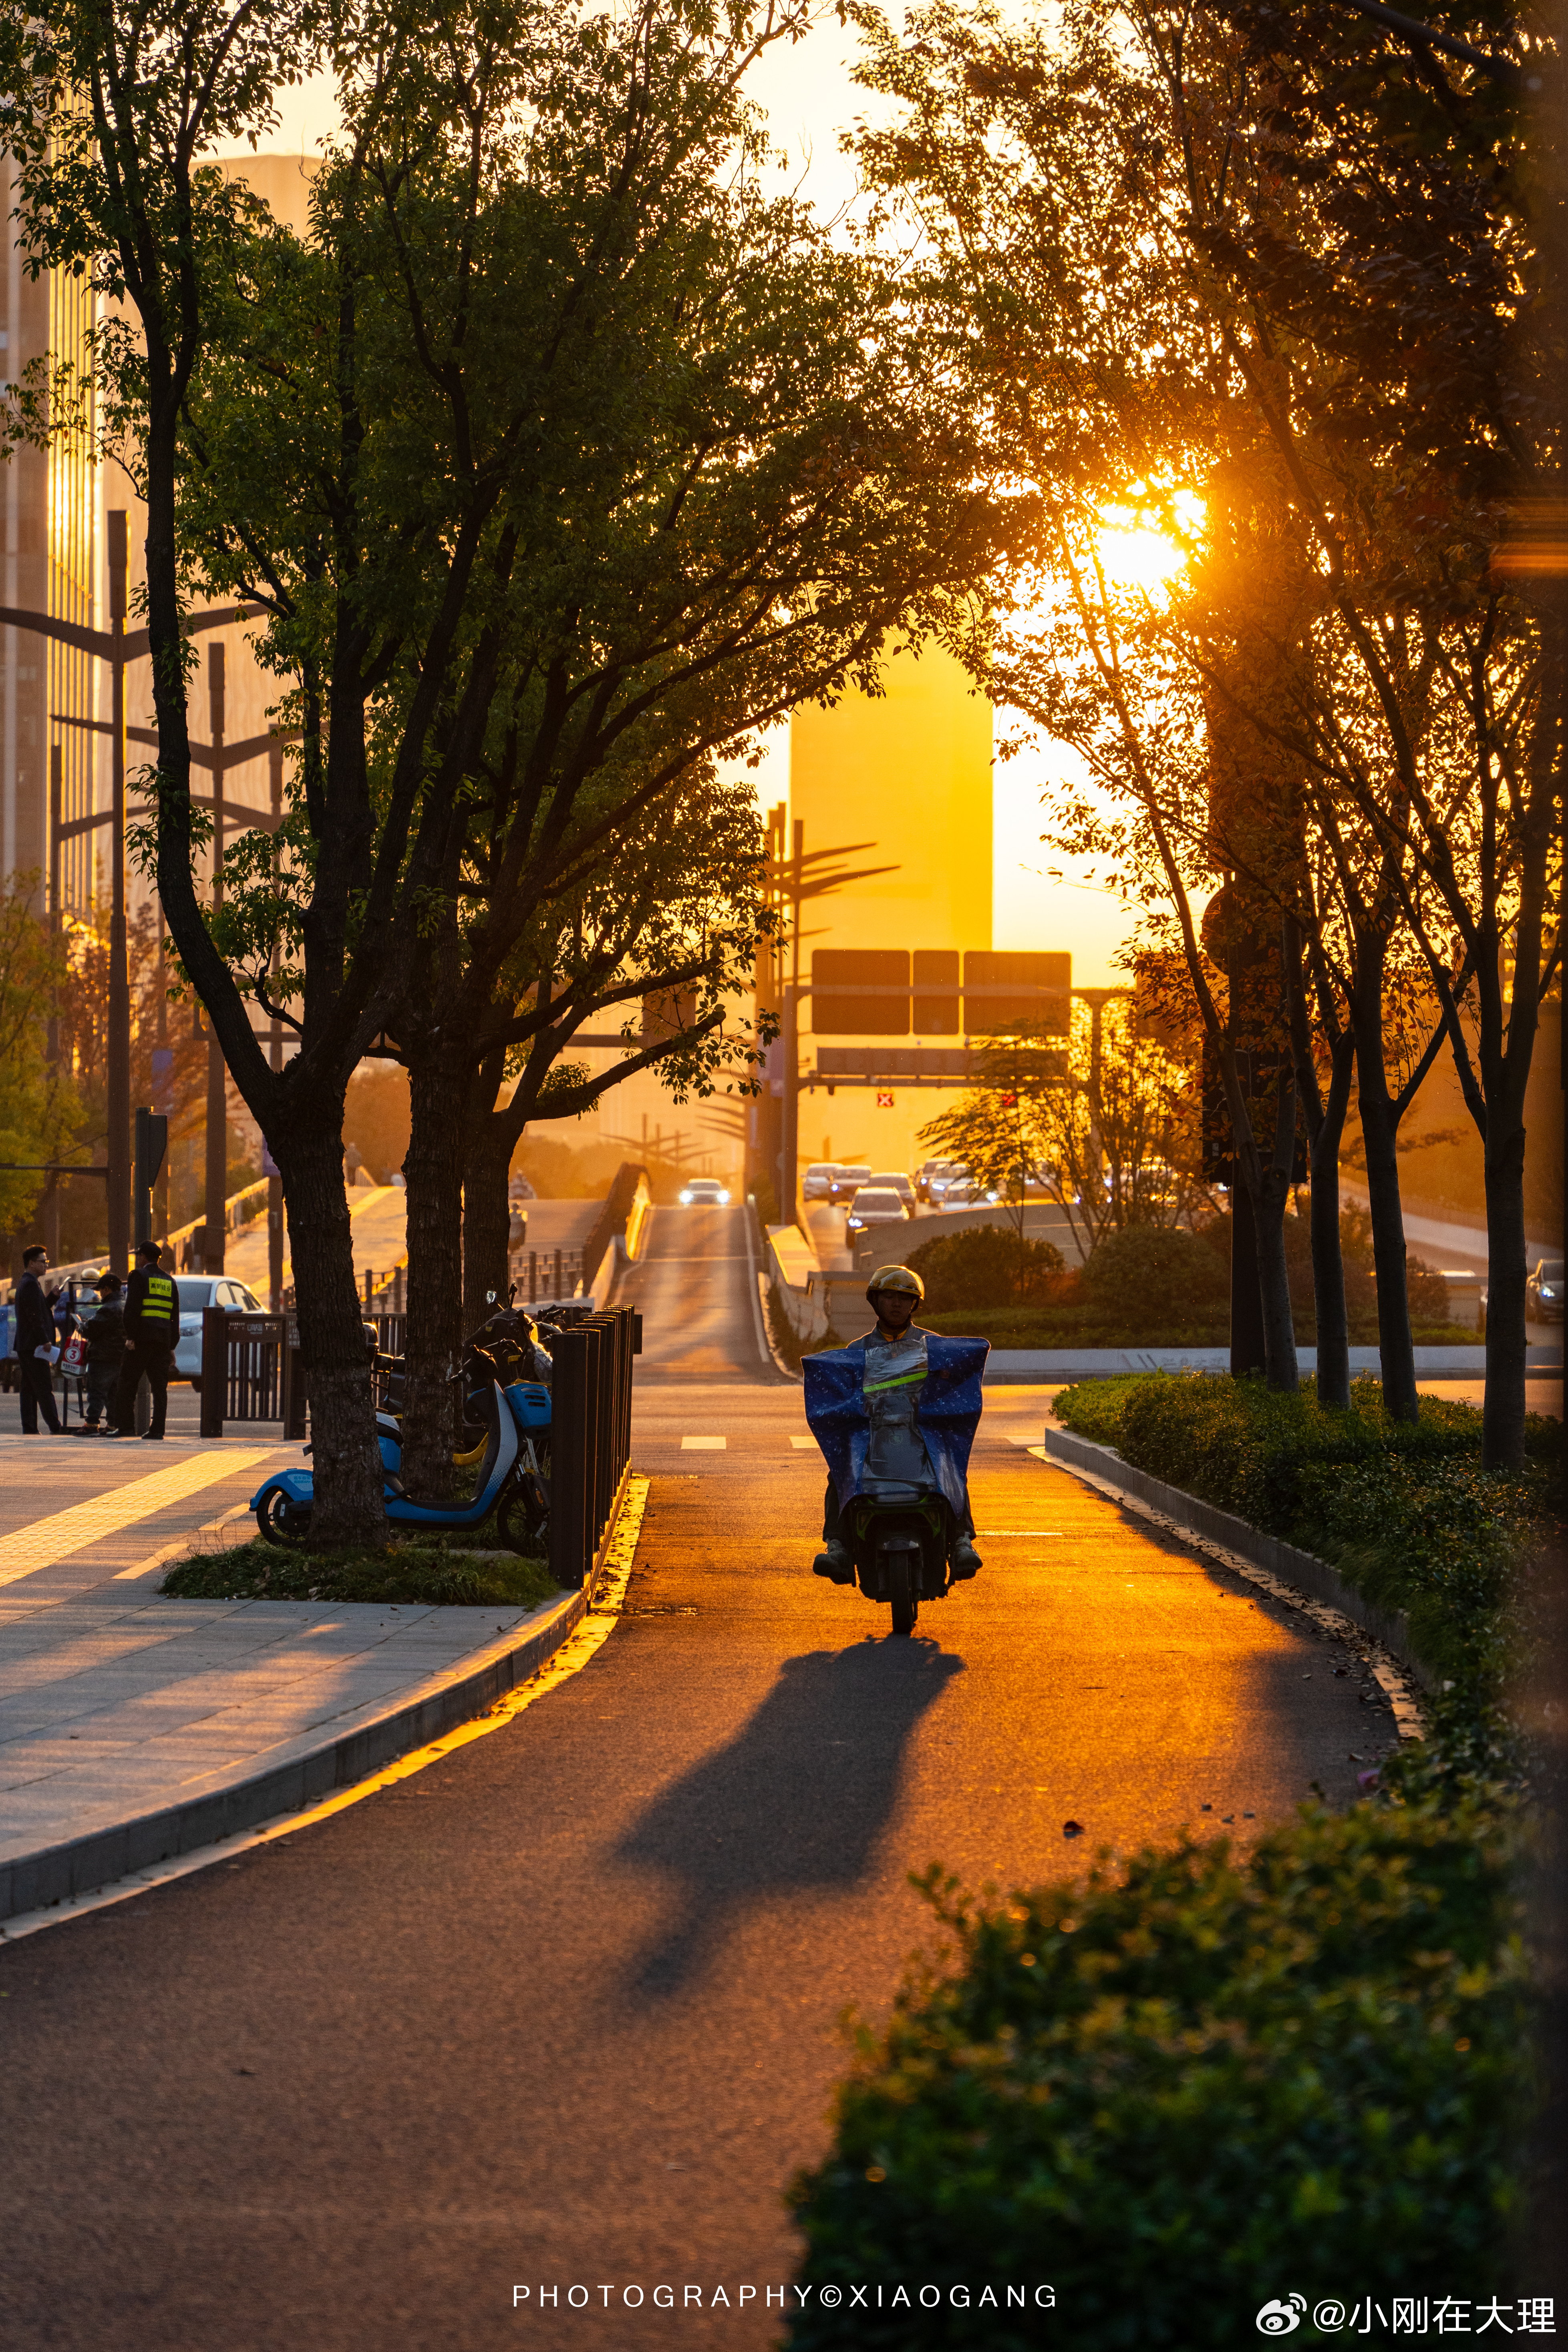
[0,1428,572,1921]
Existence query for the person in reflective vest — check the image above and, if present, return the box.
[109,1243,178,1441]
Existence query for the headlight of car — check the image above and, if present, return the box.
[678,1188,693,1203]
[717,1189,730,1204]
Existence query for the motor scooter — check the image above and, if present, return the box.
[250,1379,552,1553]
[802,1330,987,1638]
[842,1495,957,1636]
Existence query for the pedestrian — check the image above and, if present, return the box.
[14,1243,63,1435]
[73,1273,127,1434]
[108,1242,179,1441]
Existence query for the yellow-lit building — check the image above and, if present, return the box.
[785,641,994,1185]
[788,640,992,959]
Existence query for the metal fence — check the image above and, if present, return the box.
[548,1304,641,1591]
[199,1310,307,1439]
[513,1246,584,1305]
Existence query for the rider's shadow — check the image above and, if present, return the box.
[615,1638,964,2000]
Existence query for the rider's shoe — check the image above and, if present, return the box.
[949,1538,983,1580]
[812,1540,855,1584]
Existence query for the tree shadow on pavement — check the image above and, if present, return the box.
[615,1636,964,2000]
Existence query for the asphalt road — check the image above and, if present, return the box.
[0,1250,1397,2352]
[618,1204,777,1383]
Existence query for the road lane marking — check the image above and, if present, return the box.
[680,1436,727,1451]
[0,1450,275,1588]
[789,1436,817,1450]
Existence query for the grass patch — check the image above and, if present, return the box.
[786,1797,1529,2346]
[1053,1372,1560,1781]
[162,1539,559,1610]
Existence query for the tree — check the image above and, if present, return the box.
[847,0,1560,1449]
[4,0,1002,1535]
[918,1001,1205,1265]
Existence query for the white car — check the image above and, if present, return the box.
[801,1161,843,1202]
[175,1276,265,1380]
[941,1179,1001,1208]
[926,1161,970,1203]
[866,1170,916,1209]
[845,1187,913,1240]
[678,1178,731,1206]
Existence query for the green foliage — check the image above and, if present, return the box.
[786,1799,1529,2348]
[1053,1374,1559,1778]
[1081,1222,1229,1328]
[907,1224,1065,1310]
[162,1539,557,1609]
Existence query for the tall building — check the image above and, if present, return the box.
[784,640,995,1184]
[0,154,99,909]
[788,640,993,958]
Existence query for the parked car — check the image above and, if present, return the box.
[866,1170,916,1209]
[678,1177,731,1205]
[801,1161,843,1202]
[845,1188,914,1241]
[175,1275,266,1382]
[828,1163,872,1204]
[1527,1256,1564,1322]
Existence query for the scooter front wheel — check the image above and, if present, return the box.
[257,1488,312,1547]
[887,1551,918,1636]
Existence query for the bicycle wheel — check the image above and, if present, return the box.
[887,1551,918,1636]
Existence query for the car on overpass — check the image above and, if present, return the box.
[802,1162,842,1202]
[866,1170,916,1209]
[844,1187,913,1243]
[678,1177,731,1206]
[828,1164,872,1204]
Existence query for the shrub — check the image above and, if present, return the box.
[162,1539,558,1610]
[787,1801,1528,2349]
[1080,1223,1228,1330]
[907,1225,1064,1312]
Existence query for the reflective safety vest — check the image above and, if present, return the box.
[130,1269,178,1334]
[142,1273,176,1323]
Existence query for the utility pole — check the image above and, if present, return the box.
[105,511,131,1272]
[202,642,227,1273]
[267,734,285,1313]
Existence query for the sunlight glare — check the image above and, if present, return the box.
[1094,491,1202,591]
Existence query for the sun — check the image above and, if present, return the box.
[1094,490,1202,592]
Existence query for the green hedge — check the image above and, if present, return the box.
[1052,1375,1558,1782]
[786,1801,1529,2348]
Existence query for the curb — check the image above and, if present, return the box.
[0,1569,602,1928]
[1039,1426,1434,1710]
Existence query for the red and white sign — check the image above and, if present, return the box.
[876,1090,895,1109]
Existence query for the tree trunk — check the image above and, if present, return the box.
[1309,1089,1352,1409]
[1482,1110,1530,1472]
[1252,1161,1300,1391]
[401,1053,465,1500]
[276,1122,386,1545]
[1230,1185,1267,1376]
[463,1108,513,1334]
[1354,1034,1418,1424]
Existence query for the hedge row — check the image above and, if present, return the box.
[787,1800,1528,2348]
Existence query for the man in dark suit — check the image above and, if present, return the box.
[15,1244,62,1435]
